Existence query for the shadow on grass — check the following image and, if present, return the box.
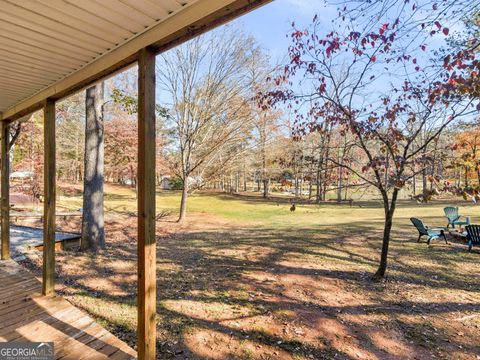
[21,215,480,359]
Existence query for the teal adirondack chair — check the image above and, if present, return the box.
[465,225,480,252]
[444,207,470,228]
[410,217,447,245]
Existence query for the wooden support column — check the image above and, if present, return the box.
[43,98,56,296]
[1,121,10,260]
[137,47,156,360]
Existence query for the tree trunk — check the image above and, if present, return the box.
[295,175,299,197]
[315,153,322,203]
[337,169,343,203]
[412,171,416,196]
[81,83,105,252]
[262,179,269,198]
[476,165,480,186]
[323,148,330,201]
[316,170,321,203]
[374,211,393,279]
[344,175,349,200]
[430,163,434,191]
[374,189,398,280]
[422,167,427,196]
[236,171,240,193]
[178,180,188,222]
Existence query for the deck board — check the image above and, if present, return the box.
[0,260,137,360]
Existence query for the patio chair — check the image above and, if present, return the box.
[444,207,470,228]
[410,217,447,245]
[465,225,480,252]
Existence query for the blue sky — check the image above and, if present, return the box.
[230,0,463,65]
[231,0,336,61]
[231,0,466,101]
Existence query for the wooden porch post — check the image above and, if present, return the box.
[137,47,156,360]
[1,121,10,260]
[43,98,56,296]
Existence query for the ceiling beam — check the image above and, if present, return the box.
[1,0,271,122]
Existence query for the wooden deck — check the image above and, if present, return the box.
[0,260,137,360]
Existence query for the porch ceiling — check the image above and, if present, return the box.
[0,0,270,121]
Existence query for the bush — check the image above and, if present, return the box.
[169,178,184,190]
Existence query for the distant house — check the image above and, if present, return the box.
[160,175,203,190]
[186,176,203,188]
[10,171,34,181]
[160,176,173,190]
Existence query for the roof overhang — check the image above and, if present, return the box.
[0,0,271,122]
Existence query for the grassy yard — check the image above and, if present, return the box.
[57,183,480,227]
[19,186,480,359]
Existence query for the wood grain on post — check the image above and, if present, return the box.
[43,98,56,296]
[137,47,157,360]
[1,121,9,260]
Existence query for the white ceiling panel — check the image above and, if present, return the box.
[0,0,196,113]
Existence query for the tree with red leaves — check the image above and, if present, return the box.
[266,2,480,279]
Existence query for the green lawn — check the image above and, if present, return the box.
[58,184,480,229]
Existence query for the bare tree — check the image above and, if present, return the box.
[245,47,283,198]
[57,93,85,182]
[157,28,255,222]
